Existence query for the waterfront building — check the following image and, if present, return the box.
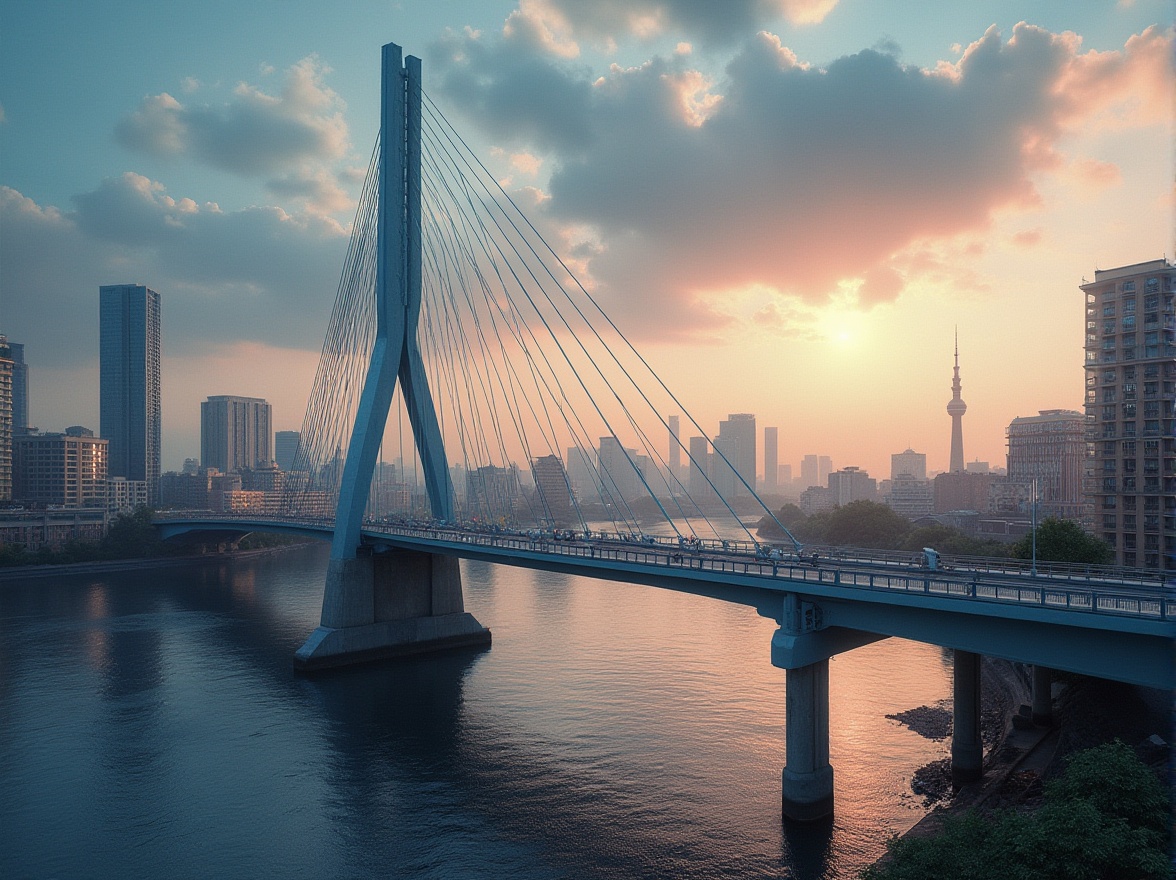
[100,284,162,505]
[565,446,598,500]
[1006,409,1087,521]
[200,395,272,474]
[13,427,108,508]
[0,508,107,551]
[667,415,681,485]
[466,464,521,520]
[4,338,29,435]
[763,427,779,493]
[106,476,148,513]
[275,430,301,471]
[531,454,575,526]
[598,435,641,504]
[1081,258,1176,571]
[688,436,711,500]
[0,338,12,501]
[799,485,834,515]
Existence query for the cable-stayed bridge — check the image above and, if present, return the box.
[156,43,1173,821]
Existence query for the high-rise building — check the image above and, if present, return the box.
[688,435,711,499]
[598,435,641,504]
[100,284,162,505]
[201,395,272,473]
[828,466,876,506]
[800,454,818,489]
[275,430,301,471]
[13,427,108,508]
[0,338,12,501]
[531,454,575,526]
[763,426,778,493]
[778,463,793,487]
[891,448,927,481]
[4,338,29,435]
[716,413,756,496]
[946,330,967,473]
[1006,410,1086,521]
[1081,259,1175,571]
[565,446,598,500]
[818,456,832,486]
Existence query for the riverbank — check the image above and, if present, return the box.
[0,541,317,582]
[874,658,1172,871]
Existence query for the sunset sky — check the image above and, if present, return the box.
[2,0,1171,480]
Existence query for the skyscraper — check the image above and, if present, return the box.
[1006,410,1086,521]
[891,448,927,481]
[763,426,778,493]
[716,413,756,496]
[801,454,818,489]
[100,284,162,505]
[0,338,12,501]
[201,395,273,473]
[947,330,967,473]
[275,430,301,471]
[1081,259,1175,571]
[4,338,29,435]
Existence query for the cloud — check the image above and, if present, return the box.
[429,22,1172,338]
[1,178,349,370]
[517,0,839,50]
[115,55,351,209]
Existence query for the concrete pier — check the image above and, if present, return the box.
[294,547,490,671]
[1031,665,1053,726]
[781,658,834,821]
[951,649,983,784]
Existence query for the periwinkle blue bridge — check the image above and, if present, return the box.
[157,42,1175,823]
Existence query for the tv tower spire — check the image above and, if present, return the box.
[946,328,967,473]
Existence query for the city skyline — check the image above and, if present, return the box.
[2,2,1171,477]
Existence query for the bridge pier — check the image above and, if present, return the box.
[951,649,983,785]
[1031,665,1053,726]
[294,547,490,672]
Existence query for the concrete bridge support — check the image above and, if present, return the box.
[781,659,834,822]
[951,649,983,785]
[1031,665,1053,726]
[294,547,490,671]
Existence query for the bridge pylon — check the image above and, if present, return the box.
[295,42,491,671]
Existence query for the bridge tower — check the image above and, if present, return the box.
[294,42,491,671]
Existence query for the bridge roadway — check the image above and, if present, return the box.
[156,514,1173,691]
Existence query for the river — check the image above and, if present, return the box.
[0,542,956,879]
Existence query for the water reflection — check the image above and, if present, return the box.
[0,545,952,880]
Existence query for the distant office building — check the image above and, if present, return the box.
[828,466,876,506]
[763,427,778,493]
[885,475,934,519]
[778,463,792,487]
[1081,258,1175,570]
[13,427,108,508]
[466,464,520,520]
[716,413,756,496]
[1006,409,1086,521]
[946,331,967,473]
[531,454,575,526]
[711,434,739,499]
[818,456,832,486]
[107,476,148,513]
[688,436,711,500]
[275,430,301,471]
[800,454,818,489]
[891,449,927,481]
[566,446,598,500]
[934,471,996,514]
[965,460,990,474]
[0,338,12,501]
[182,458,200,475]
[201,395,272,473]
[100,284,162,505]
[799,485,834,515]
[0,508,107,551]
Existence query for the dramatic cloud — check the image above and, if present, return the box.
[0,178,348,369]
[115,56,352,213]
[431,22,1173,337]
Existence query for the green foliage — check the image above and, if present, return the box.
[100,505,166,559]
[822,500,911,548]
[897,524,1009,557]
[1009,518,1113,566]
[861,741,1172,880]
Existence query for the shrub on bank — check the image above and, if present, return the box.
[861,741,1171,880]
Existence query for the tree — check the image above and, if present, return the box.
[1010,518,1113,566]
[100,505,166,559]
[822,500,911,549]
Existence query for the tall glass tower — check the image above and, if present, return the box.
[100,284,161,505]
